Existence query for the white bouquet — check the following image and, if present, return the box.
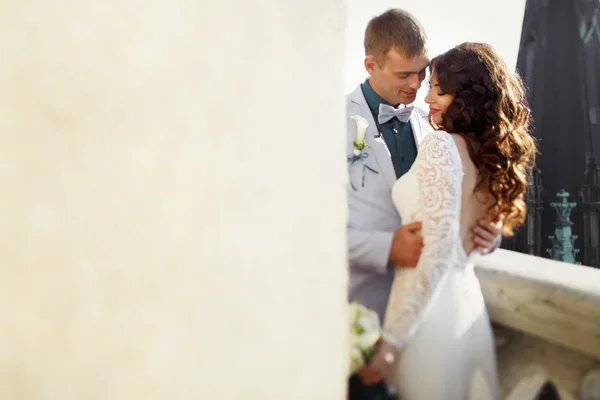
[348,302,381,375]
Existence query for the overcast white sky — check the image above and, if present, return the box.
[344,0,527,106]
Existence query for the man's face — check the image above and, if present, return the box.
[365,49,429,106]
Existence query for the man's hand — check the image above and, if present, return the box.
[357,339,398,385]
[389,222,423,267]
[473,216,503,254]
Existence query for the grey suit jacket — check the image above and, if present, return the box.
[346,84,432,321]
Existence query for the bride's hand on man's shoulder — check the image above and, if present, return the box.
[472,216,504,254]
[357,339,398,385]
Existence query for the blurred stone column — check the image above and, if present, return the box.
[0,1,348,399]
[526,167,545,256]
[580,153,600,268]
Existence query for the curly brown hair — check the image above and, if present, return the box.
[430,43,537,237]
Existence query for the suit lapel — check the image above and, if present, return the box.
[349,86,396,188]
[409,110,427,148]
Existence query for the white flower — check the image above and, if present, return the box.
[349,346,365,374]
[358,313,381,336]
[348,302,380,333]
[350,115,369,142]
[353,331,380,350]
[348,302,381,376]
[350,115,369,155]
[348,302,362,325]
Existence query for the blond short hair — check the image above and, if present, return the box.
[364,9,428,63]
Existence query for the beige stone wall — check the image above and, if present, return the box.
[0,1,348,398]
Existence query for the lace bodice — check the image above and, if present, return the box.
[382,130,466,350]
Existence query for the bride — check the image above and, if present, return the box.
[370,42,537,399]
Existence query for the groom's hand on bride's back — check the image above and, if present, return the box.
[389,222,423,267]
[472,216,503,255]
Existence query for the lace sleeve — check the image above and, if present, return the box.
[382,131,464,350]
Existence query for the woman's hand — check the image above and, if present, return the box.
[357,339,398,385]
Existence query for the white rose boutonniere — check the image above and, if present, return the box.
[347,115,378,190]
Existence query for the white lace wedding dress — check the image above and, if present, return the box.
[382,131,499,400]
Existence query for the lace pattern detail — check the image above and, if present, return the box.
[383,131,465,350]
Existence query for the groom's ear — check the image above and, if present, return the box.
[364,55,378,75]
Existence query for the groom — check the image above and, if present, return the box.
[346,9,501,399]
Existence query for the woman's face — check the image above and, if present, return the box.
[424,72,455,127]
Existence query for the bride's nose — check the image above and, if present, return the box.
[424,92,433,104]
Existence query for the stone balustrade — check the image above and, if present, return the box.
[476,249,600,399]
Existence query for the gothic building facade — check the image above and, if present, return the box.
[505,0,600,268]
